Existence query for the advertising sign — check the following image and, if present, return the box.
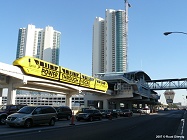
[164,90,175,104]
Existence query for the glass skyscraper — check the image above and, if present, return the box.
[115,10,127,72]
[16,24,61,65]
[92,9,128,76]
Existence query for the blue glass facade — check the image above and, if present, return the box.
[55,32,60,65]
[115,11,125,72]
[16,29,25,59]
[16,29,22,59]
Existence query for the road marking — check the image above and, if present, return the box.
[180,119,185,138]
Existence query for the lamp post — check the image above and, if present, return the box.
[163,31,187,36]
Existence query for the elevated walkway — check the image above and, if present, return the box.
[146,78,187,90]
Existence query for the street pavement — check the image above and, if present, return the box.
[174,110,187,140]
[183,110,187,139]
[0,113,144,136]
[0,111,184,140]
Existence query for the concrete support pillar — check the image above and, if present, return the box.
[137,104,140,109]
[84,99,88,108]
[66,94,72,109]
[116,101,121,109]
[142,104,145,108]
[103,99,108,109]
[7,81,16,105]
[150,105,153,113]
[128,102,133,109]
[0,88,3,105]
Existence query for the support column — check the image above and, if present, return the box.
[84,98,88,108]
[66,94,72,109]
[7,81,16,105]
[0,88,3,105]
[137,104,140,109]
[142,104,145,108]
[115,101,121,109]
[150,105,153,113]
[103,99,109,109]
[128,102,133,109]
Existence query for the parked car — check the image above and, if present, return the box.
[76,109,102,122]
[164,108,169,111]
[6,106,57,128]
[137,108,142,113]
[76,107,95,115]
[100,109,118,118]
[120,109,133,117]
[108,109,119,118]
[76,107,90,115]
[0,104,26,125]
[132,108,142,113]
[100,109,110,118]
[141,108,150,114]
[113,109,122,116]
[54,106,72,120]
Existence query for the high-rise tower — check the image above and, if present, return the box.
[92,7,128,76]
[16,24,61,65]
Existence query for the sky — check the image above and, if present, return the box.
[1,0,187,105]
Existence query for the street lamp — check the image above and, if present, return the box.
[163,31,187,36]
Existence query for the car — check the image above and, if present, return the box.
[100,109,118,118]
[132,108,142,113]
[75,107,96,115]
[76,107,90,115]
[119,109,133,117]
[141,108,150,114]
[100,109,110,118]
[76,109,102,122]
[164,108,169,111]
[6,106,57,128]
[0,104,26,125]
[137,109,143,113]
[113,109,122,116]
[108,109,118,118]
[54,106,72,120]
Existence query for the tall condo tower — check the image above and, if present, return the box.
[16,24,61,65]
[92,1,129,76]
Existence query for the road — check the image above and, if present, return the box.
[0,110,186,140]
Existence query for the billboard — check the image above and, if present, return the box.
[164,90,175,104]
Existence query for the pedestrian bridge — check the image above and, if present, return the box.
[0,62,111,105]
[146,78,187,90]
